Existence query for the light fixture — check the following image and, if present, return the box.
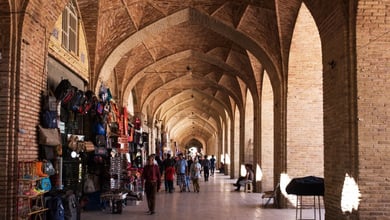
[71,151,79,158]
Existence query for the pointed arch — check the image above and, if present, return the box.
[244,90,254,164]
[287,3,323,177]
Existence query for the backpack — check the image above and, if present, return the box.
[63,193,78,220]
[39,177,52,191]
[46,196,65,220]
[41,110,57,128]
[42,94,57,111]
[61,86,77,107]
[69,90,86,113]
[44,161,56,176]
[54,79,72,101]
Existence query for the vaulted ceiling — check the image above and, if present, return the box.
[76,0,302,149]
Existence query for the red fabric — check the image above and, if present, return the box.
[128,127,134,142]
[165,166,175,181]
[142,164,161,185]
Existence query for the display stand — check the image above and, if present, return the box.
[295,195,322,220]
[286,176,324,220]
[100,192,127,214]
[17,161,48,220]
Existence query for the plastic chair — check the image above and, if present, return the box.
[261,183,280,208]
[245,182,253,193]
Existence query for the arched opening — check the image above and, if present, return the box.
[287,4,324,178]
[261,72,274,191]
[233,106,240,178]
[244,90,254,164]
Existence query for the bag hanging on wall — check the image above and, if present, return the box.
[41,110,58,128]
[54,79,72,100]
[95,135,106,147]
[44,160,56,176]
[84,175,96,193]
[39,177,52,191]
[39,125,61,146]
[42,93,57,111]
[43,145,55,160]
[84,141,95,152]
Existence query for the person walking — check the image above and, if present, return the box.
[190,157,202,193]
[165,162,175,193]
[162,153,175,192]
[142,155,161,215]
[175,153,188,192]
[185,156,193,192]
[202,155,211,181]
[210,155,216,176]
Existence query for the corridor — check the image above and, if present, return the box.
[81,173,324,220]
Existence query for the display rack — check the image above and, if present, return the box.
[17,161,48,220]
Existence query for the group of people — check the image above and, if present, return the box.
[141,153,217,215]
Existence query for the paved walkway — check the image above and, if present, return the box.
[81,173,324,220]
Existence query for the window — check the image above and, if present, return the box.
[62,1,78,54]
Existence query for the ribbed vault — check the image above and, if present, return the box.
[78,1,285,151]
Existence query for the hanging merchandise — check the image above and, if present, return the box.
[84,141,95,152]
[61,86,78,108]
[41,110,58,128]
[128,127,134,143]
[134,117,141,130]
[69,89,87,113]
[42,145,55,160]
[67,135,79,151]
[96,102,104,115]
[42,92,58,112]
[83,90,95,115]
[142,132,148,143]
[99,83,108,102]
[123,106,128,136]
[106,88,113,102]
[95,122,106,135]
[39,177,52,191]
[38,126,61,146]
[54,79,72,100]
[43,160,56,176]
[84,175,96,194]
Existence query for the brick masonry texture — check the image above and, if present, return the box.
[0,0,389,219]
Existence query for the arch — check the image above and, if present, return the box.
[286,4,323,178]
[244,90,254,164]
[97,8,280,95]
[126,89,135,115]
[261,71,274,191]
[233,105,240,178]
[123,49,245,112]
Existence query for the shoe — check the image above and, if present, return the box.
[234,189,240,192]
[233,183,238,186]
[150,211,155,215]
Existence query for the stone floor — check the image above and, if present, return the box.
[81,173,324,220]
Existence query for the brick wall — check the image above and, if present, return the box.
[356,0,390,219]
[261,72,274,191]
[1,1,389,219]
[0,4,13,218]
[287,4,324,178]
[0,1,68,219]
